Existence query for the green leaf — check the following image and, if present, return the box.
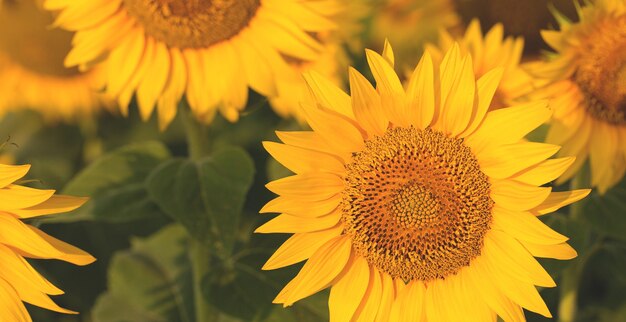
[581,178,626,241]
[147,147,254,254]
[42,141,171,223]
[92,224,195,322]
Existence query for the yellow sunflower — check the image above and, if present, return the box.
[368,0,461,70]
[426,19,534,110]
[258,44,590,321]
[528,0,626,193]
[269,0,369,121]
[0,163,95,320]
[46,0,340,130]
[0,0,109,121]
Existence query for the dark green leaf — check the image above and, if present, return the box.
[92,224,194,322]
[581,178,626,241]
[147,147,254,254]
[42,141,171,223]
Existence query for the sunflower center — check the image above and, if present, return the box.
[0,0,78,76]
[123,0,261,49]
[342,127,493,282]
[574,16,626,125]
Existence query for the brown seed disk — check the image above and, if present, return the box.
[123,0,261,49]
[574,15,626,125]
[342,127,493,282]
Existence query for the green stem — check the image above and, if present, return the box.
[180,105,216,321]
[180,106,211,160]
[189,239,217,322]
[558,167,591,322]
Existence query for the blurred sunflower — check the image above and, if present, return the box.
[427,19,534,110]
[269,1,370,121]
[0,163,95,320]
[529,0,626,193]
[46,0,340,130]
[259,44,590,321]
[368,0,461,70]
[0,0,109,121]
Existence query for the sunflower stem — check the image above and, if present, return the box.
[189,239,218,322]
[180,105,212,160]
[558,167,591,322]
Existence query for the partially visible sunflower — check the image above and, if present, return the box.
[0,0,109,121]
[368,0,461,70]
[258,44,590,321]
[427,19,534,110]
[529,0,626,193]
[46,0,341,130]
[0,163,95,320]
[269,0,370,121]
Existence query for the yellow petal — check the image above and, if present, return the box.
[352,268,383,322]
[302,71,354,119]
[301,103,365,154]
[263,142,345,175]
[485,230,556,287]
[157,48,187,131]
[461,67,504,137]
[0,244,63,296]
[0,217,95,266]
[466,101,551,153]
[255,211,341,234]
[482,248,552,317]
[10,195,87,219]
[349,67,388,136]
[0,185,54,210]
[260,194,341,218]
[0,278,31,322]
[511,157,576,186]
[493,206,568,245]
[382,39,395,67]
[276,131,349,162]
[0,164,30,188]
[365,49,406,126]
[390,281,425,322]
[406,51,435,129]
[479,142,560,179]
[465,263,525,322]
[520,241,578,260]
[375,273,395,322]
[440,52,476,136]
[530,189,591,215]
[273,236,352,306]
[329,256,370,322]
[491,179,551,211]
[262,225,343,270]
[266,173,344,201]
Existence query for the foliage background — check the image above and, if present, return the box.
[2,0,625,321]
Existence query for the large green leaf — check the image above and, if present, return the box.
[581,178,626,241]
[42,141,171,223]
[146,146,254,254]
[92,224,195,322]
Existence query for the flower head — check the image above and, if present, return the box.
[427,19,534,110]
[259,44,590,321]
[46,0,341,129]
[0,0,109,121]
[0,163,95,320]
[529,0,626,193]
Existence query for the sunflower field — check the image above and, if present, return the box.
[1,0,625,321]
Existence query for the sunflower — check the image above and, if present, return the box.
[528,0,626,193]
[0,163,95,320]
[368,0,461,70]
[269,1,369,121]
[258,44,590,321]
[0,0,109,121]
[426,19,534,110]
[46,0,340,130]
